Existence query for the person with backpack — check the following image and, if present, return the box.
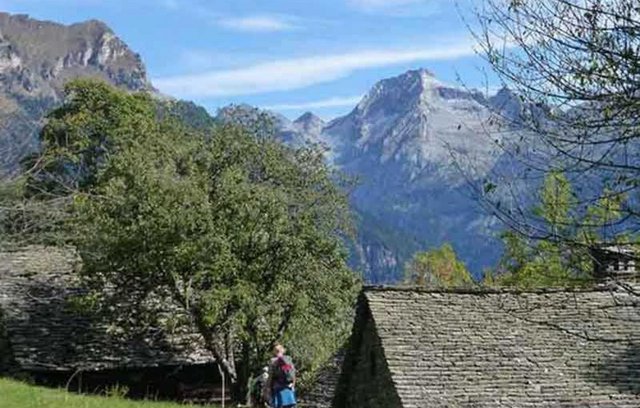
[265,343,297,408]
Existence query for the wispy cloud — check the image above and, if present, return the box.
[264,96,364,111]
[156,0,299,33]
[172,49,274,74]
[2,0,104,5]
[217,15,297,33]
[350,0,424,8]
[160,0,180,10]
[154,40,476,98]
[348,0,448,17]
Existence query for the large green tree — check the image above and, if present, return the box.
[24,79,359,398]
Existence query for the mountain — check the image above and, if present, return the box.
[0,12,219,172]
[321,70,524,281]
[326,69,507,181]
[0,12,517,282]
[294,112,323,134]
[0,12,154,171]
[216,104,327,147]
[215,70,521,281]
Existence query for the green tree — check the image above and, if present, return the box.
[535,171,576,239]
[491,172,606,288]
[404,243,473,288]
[492,234,577,288]
[579,190,628,246]
[26,80,359,399]
[2,79,158,248]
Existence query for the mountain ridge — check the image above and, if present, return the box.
[220,69,522,280]
[0,12,521,282]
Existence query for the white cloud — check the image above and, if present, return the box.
[157,0,299,33]
[217,15,297,32]
[350,0,424,9]
[161,0,180,10]
[156,0,298,33]
[348,0,442,14]
[171,49,274,74]
[153,41,477,98]
[264,96,364,111]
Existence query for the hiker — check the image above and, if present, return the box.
[265,343,297,408]
[249,366,269,407]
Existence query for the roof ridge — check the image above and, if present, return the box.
[362,284,622,295]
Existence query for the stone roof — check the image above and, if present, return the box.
[361,286,640,407]
[0,247,214,372]
[301,350,345,408]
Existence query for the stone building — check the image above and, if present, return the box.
[300,351,345,408]
[333,286,640,408]
[591,245,638,282]
[0,247,226,403]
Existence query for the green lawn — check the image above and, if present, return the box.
[0,378,221,408]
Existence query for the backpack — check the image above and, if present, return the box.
[274,356,296,385]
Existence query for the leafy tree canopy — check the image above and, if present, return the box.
[404,243,473,288]
[486,171,631,288]
[22,79,360,398]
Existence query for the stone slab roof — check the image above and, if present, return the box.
[364,286,640,407]
[301,350,345,408]
[0,247,214,372]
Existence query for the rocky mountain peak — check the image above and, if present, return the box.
[327,68,500,181]
[0,12,152,98]
[295,111,323,125]
[353,68,488,121]
[398,68,438,86]
[315,69,526,280]
[488,86,522,118]
[293,111,325,135]
[356,68,433,114]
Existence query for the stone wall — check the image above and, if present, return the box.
[333,297,402,408]
[27,362,229,404]
[0,306,14,373]
[300,350,344,408]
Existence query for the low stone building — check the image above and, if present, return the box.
[0,247,225,403]
[301,350,345,408]
[334,286,640,408]
[591,245,638,282]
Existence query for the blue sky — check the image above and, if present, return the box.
[1,0,498,119]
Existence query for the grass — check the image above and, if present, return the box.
[0,378,221,408]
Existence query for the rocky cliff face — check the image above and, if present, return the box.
[0,13,151,95]
[0,12,153,171]
[326,69,507,182]
[321,69,522,280]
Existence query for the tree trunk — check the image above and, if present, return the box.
[192,315,238,384]
[168,282,239,385]
[233,341,252,404]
